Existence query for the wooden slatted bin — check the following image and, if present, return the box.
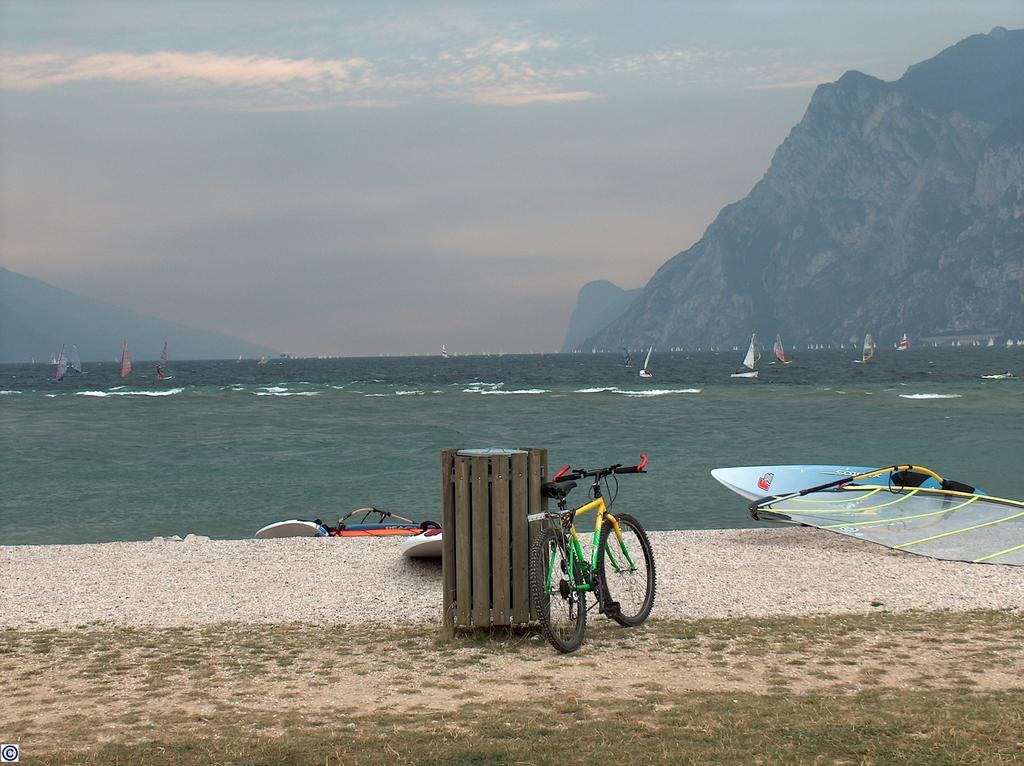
[441,447,547,632]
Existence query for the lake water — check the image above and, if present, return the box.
[2,347,1022,544]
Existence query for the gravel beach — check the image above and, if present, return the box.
[2,528,1021,630]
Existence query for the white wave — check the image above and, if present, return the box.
[0,390,22,395]
[899,393,963,400]
[363,393,389,397]
[616,388,701,397]
[575,387,617,393]
[255,391,320,397]
[76,388,185,397]
[477,388,549,395]
[396,390,425,396]
[461,381,504,389]
[44,393,59,397]
[260,386,289,393]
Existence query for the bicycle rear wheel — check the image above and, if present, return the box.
[530,527,587,653]
[597,513,656,626]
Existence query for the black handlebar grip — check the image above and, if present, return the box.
[615,466,640,474]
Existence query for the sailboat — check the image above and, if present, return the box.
[731,334,760,378]
[897,333,909,351]
[119,340,132,379]
[772,334,793,365]
[257,356,268,366]
[155,341,170,380]
[441,344,450,358]
[54,344,67,381]
[622,348,633,368]
[68,345,83,373]
[639,346,654,378]
[854,334,875,364]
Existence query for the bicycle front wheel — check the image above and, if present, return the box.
[530,527,587,653]
[597,513,656,627]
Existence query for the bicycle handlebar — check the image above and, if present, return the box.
[551,454,648,482]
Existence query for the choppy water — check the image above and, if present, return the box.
[2,347,1023,544]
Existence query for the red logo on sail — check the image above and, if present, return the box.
[757,472,774,491]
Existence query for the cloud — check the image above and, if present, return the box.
[1,50,370,92]
[1,41,833,108]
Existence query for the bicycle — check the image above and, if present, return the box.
[528,455,656,652]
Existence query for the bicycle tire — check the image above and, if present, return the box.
[530,526,587,653]
[597,513,656,627]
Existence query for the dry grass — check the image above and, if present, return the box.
[2,610,1023,764]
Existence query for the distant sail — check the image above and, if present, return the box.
[743,333,760,370]
[441,344,450,358]
[156,341,169,380]
[639,346,654,378]
[622,348,632,367]
[119,340,132,379]
[772,334,791,365]
[54,344,66,381]
[897,333,909,351]
[69,345,82,373]
[862,334,875,363]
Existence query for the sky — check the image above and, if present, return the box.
[2,2,1021,356]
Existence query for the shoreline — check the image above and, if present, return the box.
[2,527,1021,630]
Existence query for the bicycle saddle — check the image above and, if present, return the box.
[541,480,577,499]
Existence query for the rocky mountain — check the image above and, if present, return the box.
[581,27,1024,351]
[0,267,280,362]
[560,280,642,352]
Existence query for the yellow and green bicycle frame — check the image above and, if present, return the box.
[545,496,639,593]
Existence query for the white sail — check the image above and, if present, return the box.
[743,334,760,370]
[639,346,654,378]
[69,345,82,373]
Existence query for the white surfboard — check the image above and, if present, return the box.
[400,528,443,558]
[710,465,876,502]
[254,519,329,539]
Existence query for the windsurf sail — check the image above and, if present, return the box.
[862,334,875,363]
[54,344,67,381]
[622,348,632,367]
[897,333,909,351]
[441,344,450,358]
[772,334,791,365]
[69,345,82,373]
[119,340,132,379]
[156,341,169,380]
[747,465,1023,566]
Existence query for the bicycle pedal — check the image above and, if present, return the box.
[601,600,621,616]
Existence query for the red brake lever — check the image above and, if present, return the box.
[553,464,572,481]
[637,454,648,472]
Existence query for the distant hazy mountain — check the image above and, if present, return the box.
[581,27,1024,351]
[560,280,641,352]
[0,267,279,362]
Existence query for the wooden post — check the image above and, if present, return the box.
[440,449,457,636]
[454,455,472,628]
[470,456,490,627]
[490,455,511,626]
